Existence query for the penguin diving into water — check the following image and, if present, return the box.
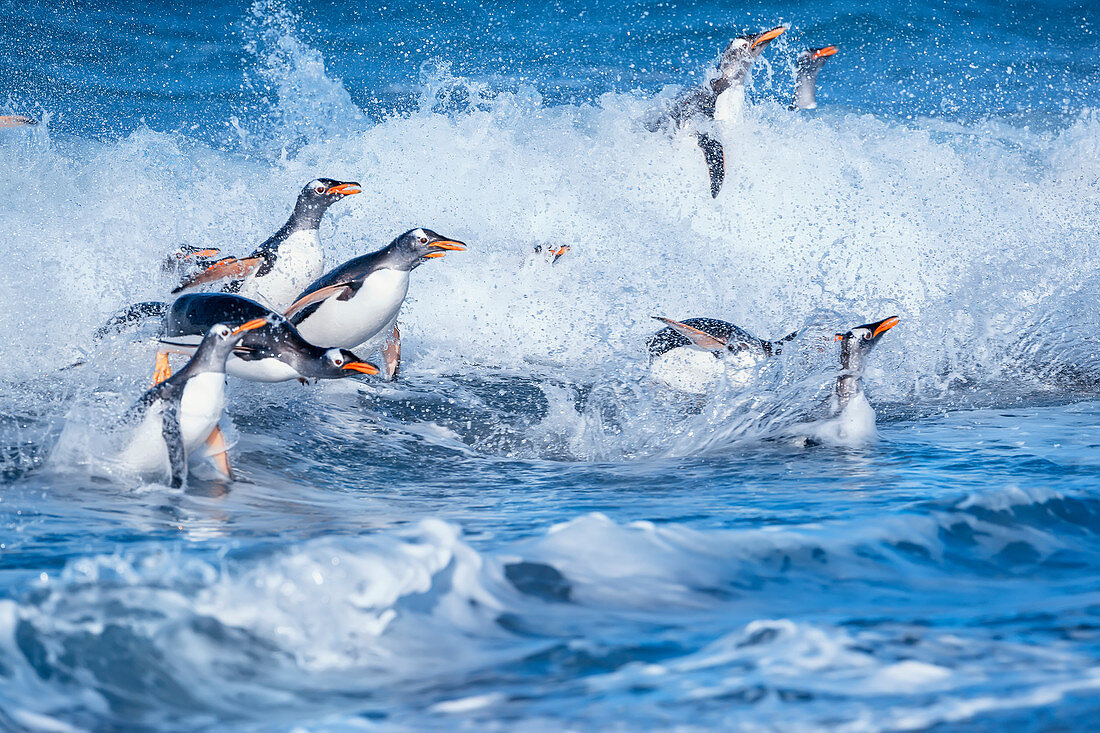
[116,317,269,487]
[154,293,380,384]
[284,228,467,380]
[648,316,798,394]
[647,314,899,412]
[172,178,362,311]
[790,46,837,111]
[646,25,786,197]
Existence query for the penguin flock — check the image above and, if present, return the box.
[7,23,889,485]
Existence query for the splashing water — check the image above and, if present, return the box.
[2,0,1100,729]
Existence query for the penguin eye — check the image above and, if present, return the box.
[419,236,428,244]
[315,185,326,194]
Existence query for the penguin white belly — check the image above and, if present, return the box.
[226,354,300,382]
[161,339,300,383]
[295,269,409,349]
[712,86,746,123]
[118,374,226,480]
[650,348,726,395]
[238,230,323,311]
[177,372,226,450]
[650,347,764,395]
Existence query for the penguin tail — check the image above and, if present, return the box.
[93,301,168,340]
[696,133,725,198]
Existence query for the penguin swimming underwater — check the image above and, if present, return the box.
[172,178,362,311]
[647,316,798,394]
[117,317,269,487]
[155,293,380,383]
[284,228,467,378]
[790,46,837,111]
[646,25,786,198]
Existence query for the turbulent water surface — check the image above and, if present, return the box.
[3,0,1100,730]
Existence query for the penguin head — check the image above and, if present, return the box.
[836,315,899,348]
[718,25,786,79]
[835,315,899,372]
[797,46,837,73]
[322,348,380,377]
[294,178,362,218]
[197,317,271,366]
[387,228,468,270]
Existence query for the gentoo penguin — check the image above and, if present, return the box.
[172,178,362,311]
[833,315,898,411]
[162,244,223,279]
[648,316,797,394]
[155,293,379,383]
[533,244,570,264]
[790,46,837,111]
[646,25,786,197]
[648,313,899,414]
[0,115,36,128]
[117,318,268,487]
[284,228,467,377]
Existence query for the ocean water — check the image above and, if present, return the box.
[3,0,1100,729]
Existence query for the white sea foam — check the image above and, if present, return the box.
[1,491,1096,730]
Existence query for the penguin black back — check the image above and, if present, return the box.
[647,317,795,359]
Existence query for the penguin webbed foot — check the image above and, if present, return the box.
[205,426,234,482]
[153,351,173,385]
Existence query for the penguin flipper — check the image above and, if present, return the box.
[696,133,725,198]
[0,115,36,128]
[93,301,169,340]
[172,256,262,294]
[652,316,729,352]
[161,401,187,489]
[382,324,401,382]
[283,282,357,319]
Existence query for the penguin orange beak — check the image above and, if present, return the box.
[750,26,786,49]
[326,183,362,195]
[343,361,380,375]
[232,318,268,334]
[872,316,900,338]
[812,46,838,60]
[424,240,467,258]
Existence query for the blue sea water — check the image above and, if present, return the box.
[3,0,1100,729]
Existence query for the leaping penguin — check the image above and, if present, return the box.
[648,316,798,394]
[117,317,269,487]
[172,178,362,311]
[790,46,837,111]
[154,293,380,384]
[284,228,467,378]
[646,25,786,197]
[647,314,900,411]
